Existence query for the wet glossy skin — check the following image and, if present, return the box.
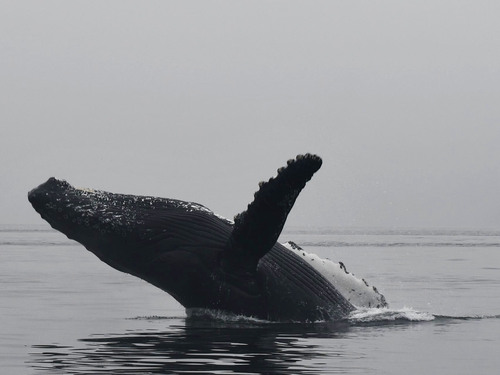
[28,177,354,321]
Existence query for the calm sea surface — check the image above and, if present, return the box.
[1,225,499,374]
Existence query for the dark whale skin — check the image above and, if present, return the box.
[28,155,355,321]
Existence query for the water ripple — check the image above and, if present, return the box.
[29,312,500,374]
[29,321,354,374]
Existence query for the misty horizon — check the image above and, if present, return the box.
[2,1,499,230]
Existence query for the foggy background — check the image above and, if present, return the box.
[1,1,499,229]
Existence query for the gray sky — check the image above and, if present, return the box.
[1,1,499,229]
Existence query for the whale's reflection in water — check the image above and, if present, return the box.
[30,318,358,374]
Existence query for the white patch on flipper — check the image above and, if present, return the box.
[282,241,387,309]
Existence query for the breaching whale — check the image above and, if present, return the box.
[28,154,387,321]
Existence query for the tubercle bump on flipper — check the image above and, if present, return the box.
[235,154,322,223]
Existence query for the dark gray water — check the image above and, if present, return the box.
[1,225,499,374]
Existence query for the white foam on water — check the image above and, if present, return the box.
[349,307,435,323]
[186,308,270,324]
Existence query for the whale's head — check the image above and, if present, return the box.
[29,178,117,247]
[28,177,233,307]
[28,177,170,249]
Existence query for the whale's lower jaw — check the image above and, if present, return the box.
[256,244,356,322]
[281,242,388,309]
[189,242,386,322]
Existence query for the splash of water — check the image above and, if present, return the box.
[186,308,271,324]
[348,307,435,323]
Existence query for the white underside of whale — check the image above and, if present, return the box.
[281,241,386,309]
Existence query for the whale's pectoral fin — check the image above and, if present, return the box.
[222,154,322,276]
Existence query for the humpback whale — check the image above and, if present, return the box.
[28,154,386,321]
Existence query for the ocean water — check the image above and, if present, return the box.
[1,225,499,374]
